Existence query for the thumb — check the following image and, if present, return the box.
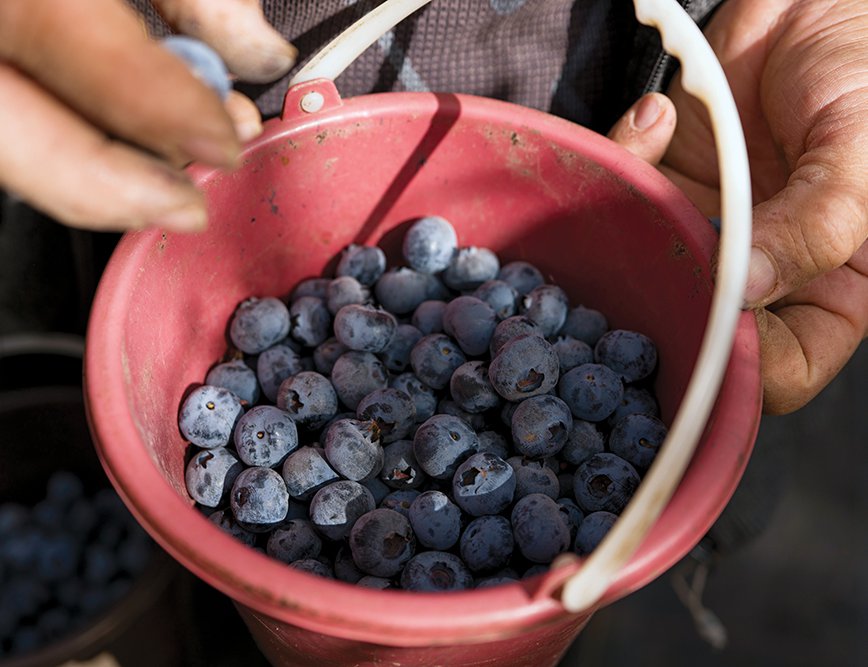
[607,93,677,165]
[744,165,868,308]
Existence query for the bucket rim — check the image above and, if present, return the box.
[84,89,761,646]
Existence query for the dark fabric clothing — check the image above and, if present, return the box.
[131,0,725,133]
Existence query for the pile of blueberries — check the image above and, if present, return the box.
[179,216,668,592]
[0,471,153,657]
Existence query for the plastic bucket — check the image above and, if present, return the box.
[84,1,761,665]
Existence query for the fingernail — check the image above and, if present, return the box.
[235,116,263,144]
[149,205,207,232]
[257,42,298,81]
[632,95,662,130]
[181,136,238,168]
[744,246,778,307]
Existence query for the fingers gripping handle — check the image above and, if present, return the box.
[559,0,752,613]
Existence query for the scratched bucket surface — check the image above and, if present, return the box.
[84,84,761,667]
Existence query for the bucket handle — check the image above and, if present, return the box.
[558,0,752,612]
[286,0,752,614]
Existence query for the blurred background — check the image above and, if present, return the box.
[1,199,865,666]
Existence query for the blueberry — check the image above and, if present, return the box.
[608,413,668,470]
[83,543,119,584]
[230,467,289,527]
[449,360,501,414]
[402,215,459,274]
[323,418,384,482]
[362,477,392,505]
[0,503,28,537]
[488,315,543,357]
[37,606,72,642]
[378,324,423,373]
[178,385,244,449]
[161,35,231,99]
[336,244,387,286]
[46,470,85,504]
[290,558,334,578]
[185,446,245,506]
[472,279,519,320]
[330,351,389,410]
[452,452,516,516]
[291,277,331,301]
[379,439,427,490]
[333,304,398,353]
[552,336,594,373]
[207,510,257,547]
[205,358,260,406]
[488,333,559,401]
[349,508,416,577]
[476,574,520,588]
[520,284,569,337]
[117,533,152,574]
[407,490,462,550]
[442,247,500,291]
[411,299,447,334]
[437,398,488,431]
[556,498,585,543]
[573,453,640,514]
[390,372,438,423]
[510,493,571,563]
[507,457,560,500]
[400,551,474,591]
[290,296,332,347]
[459,515,514,573]
[233,405,298,468]
[313,337,349,375]
[497,260,545,296]
[379,489,421,517]
[510,394,573,458]
[409,333,467,390]
[35,532,79,582]
[356,388,417,443]
[558,363,624,422]
[413,414,479,480]
[276,371,339,430]
[266,519,322,564]
[574,511,618,555]
[333,544,365,584]
[375,267,441,315]
[475,430,510,459]
[257,343,305,403]
[326,276,371,315]
[607,385,660,426]
[357,575,395,589]
[559,305,608,345]
[594,329,658,383]
[281,446,340,500]
[229,296,291,354]
[442,296,497,357]
[309,480,375,541]
[561,419,605,465]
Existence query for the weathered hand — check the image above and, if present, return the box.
[0,0,296,232]
[614,0,867,414]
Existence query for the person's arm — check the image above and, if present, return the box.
[0,0,296,232]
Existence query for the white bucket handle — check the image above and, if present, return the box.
[289,0,752,615]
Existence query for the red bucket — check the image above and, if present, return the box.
[84,1,760,665]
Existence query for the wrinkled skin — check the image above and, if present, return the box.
[609,0,867,414]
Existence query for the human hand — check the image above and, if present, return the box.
[610,0,868,415]
[0,0,297,232]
